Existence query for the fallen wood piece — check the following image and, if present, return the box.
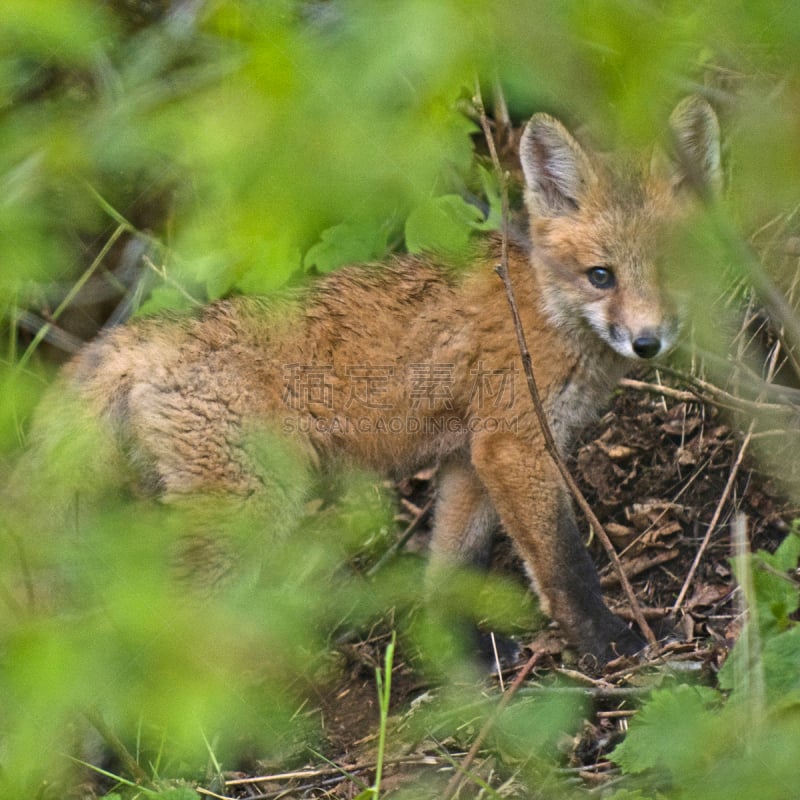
[601,548,680,587]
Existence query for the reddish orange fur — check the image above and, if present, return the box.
[24,97,721,660]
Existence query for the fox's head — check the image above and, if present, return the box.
[519,96,721,360]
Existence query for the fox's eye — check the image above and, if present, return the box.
[587,266,616,289]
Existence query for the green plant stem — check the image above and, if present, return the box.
[371,631,396,799]
[17,223,126,370]
[83,707,149,785]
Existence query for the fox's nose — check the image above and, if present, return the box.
[632,335,661,359]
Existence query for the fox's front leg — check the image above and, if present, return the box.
[471,431,643,663]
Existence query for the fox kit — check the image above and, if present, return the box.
[20,97,720,662]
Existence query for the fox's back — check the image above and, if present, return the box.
[58,254,477,483]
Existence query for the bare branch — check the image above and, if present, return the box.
[442,651,540,800]
[472,84,656,648]
[671,421,754,612]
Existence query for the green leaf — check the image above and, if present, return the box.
[769,527,800,572]
[156,789,200,800]
[762,625,800,702]
[719,530,800,695]
[611,685,720,776]
[475,165,504,231]
[230,238,303,295]
[1,0,114,62]
[404,194,484,256]
[492,689,585,762]
[304,222,387,274]
[137,285,199,316]
[740,531,799,634]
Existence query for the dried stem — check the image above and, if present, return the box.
[367,497,434,577]
[655,359,800,414]
[671,420,754,612]
[473,85,656,648]
[17,223,126,370]
[441,651,540,800]
[83,707,149,785]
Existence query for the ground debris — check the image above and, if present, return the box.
[277,366,798,798]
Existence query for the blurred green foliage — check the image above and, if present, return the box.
[611,531,800,800]
[1,0,800,797]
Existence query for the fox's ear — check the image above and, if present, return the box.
[520,114,596,217]
[664,95,722,196]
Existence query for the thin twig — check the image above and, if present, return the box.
[143,255,204,307]
[473,85,656,648]
[494,262,656,648]
[13,309,84,354]
[83,707,149,785]
[17,223,126,369]
[618,378,698,404]
[441,651,540,800]
[196,787,235,800]
[671,421,754,612]
[653,361,800,414]
[600,548,681,588]
[366,497,434,577]
[225,756,443,787]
